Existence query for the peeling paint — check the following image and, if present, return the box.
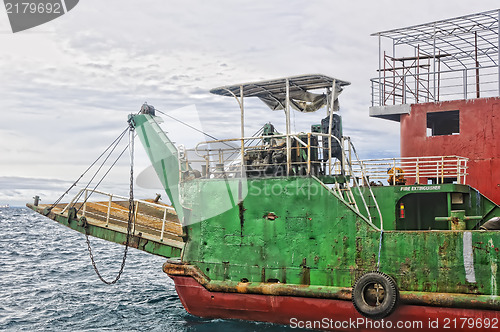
[489,238,498,296]
[463,232,476,283]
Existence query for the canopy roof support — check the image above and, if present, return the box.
[285,79,291,175]
[211,74,351,176]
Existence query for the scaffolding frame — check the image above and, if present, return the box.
[371,9,500,106]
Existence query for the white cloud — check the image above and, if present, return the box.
[0,0,497,205]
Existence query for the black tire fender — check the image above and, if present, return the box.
[352,271,399,320]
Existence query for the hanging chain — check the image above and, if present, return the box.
[85,124,135,285]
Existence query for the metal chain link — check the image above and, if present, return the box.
[85,124,135,285]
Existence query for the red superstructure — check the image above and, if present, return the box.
[400,98,500,204]
[370,10,500,204]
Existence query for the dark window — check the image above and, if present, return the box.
[426,110,459,136]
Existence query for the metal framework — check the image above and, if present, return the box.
[371,9,500,106]
[210,74,350,176]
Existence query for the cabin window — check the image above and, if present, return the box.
[426,110,460,136]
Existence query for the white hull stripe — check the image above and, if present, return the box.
[463,232,476,283]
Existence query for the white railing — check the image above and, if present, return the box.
[347,155,468,185]
[182,133,384,229]
[371,65,499,106]
[181,132,353,180]
[61,188,177,242]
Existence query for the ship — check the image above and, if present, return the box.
[28,10,499,331]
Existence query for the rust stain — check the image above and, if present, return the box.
[263,212,278,220]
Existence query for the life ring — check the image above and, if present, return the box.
[352,271,399,319]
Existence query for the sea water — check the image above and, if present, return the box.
[0,208,299,331]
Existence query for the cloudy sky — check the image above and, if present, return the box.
[0,1,498,206]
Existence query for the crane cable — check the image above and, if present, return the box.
[49,127,129,210]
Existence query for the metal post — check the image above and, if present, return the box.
[240,85,245,177]
[307,133,311,175]
[160,208,167,241]
[105,194,112,227]
[348,137,352,173]
[328,80,337,176]
[378,34,382,106]
[463,158,467,184]
[383,51,386,105]
[435,161,439,184]
[392,41,396,105]
[416,157,420,184]
[83,189,87,217]
[61,188,84,214]
[392,159,396,185]
[416,45,420,103]
[392,58,396,105]
[133,201,139,234]
[403,75,406,103]
[475,31,480,98]
[463,68,468,99]
[432,23,436,101]
[341,137,346,177]
[437,53,441,101]
[371,81,374,107]
[441,156,444,184]
[285,79,291,176]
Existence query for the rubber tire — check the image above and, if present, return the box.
[352,271,399,320]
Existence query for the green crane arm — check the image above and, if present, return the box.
[129,112,184,222]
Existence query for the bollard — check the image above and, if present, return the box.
[435,210,483,230]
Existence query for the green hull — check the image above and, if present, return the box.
[179,176,500,297]
[28,109,500,321]
[129,112,500,304]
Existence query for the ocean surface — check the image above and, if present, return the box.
[0,207,300,331]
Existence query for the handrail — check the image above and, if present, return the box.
[60,188,176,241]
[348,140,384,231]
[348,155,468,185]
[371,64,499,106]
[186,131,468,189]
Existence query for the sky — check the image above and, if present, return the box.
[0,0,498,206]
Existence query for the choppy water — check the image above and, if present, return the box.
[0,208,298,331]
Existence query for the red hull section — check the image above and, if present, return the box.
[170,275,500,331]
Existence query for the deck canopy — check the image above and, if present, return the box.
[210,74,350,113]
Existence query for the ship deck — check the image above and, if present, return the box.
[28,198,184,258]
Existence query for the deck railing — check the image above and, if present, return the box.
[347,156,468,185]
[182,133,384,228]
[180,132,353,180]
[371,65,499,106]
[182,134,468,185]
[61,188,177,242]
